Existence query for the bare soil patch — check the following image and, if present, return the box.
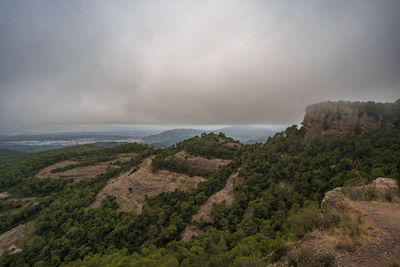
[279,181,292,190]
[8,197,38,214]
[0,221,34,255]
[174,151,230,173]
[0,192,9,199]
[181,225,199,243]
[37,162,111,180]
[115,153,137,163]
[91,157,205,213]
[35,154,137,180]
[193,172,237,222]
[35,160,78,178]
[217,137,241,148]
[182,173,237,242]
[353,201,400,241]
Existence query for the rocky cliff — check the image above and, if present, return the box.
[302,100,400,138]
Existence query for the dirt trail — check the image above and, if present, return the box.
[91,157,205,213]
[332,201,400,267]
[284,200,400,267]
[354,201,400,241]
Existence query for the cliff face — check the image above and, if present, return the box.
[302,100,400,138]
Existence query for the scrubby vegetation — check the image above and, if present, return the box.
[0,122,399,266]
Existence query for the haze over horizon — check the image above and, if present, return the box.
[1,0,399,126]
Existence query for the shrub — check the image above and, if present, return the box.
[287,247,335,267]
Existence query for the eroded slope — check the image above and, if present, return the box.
[35,153,136,180]
[91,157,205,213]
[181,172,238,242]
[174,151,230,173]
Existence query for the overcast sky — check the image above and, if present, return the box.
[0,0,399,126]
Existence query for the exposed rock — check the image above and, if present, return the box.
[322,177,399,209]
[192,172,237,222]
[0,192,9,199]
[372,177,399,195]
[91,157,205,213]
[182,172,238,242]
[217,136,242,148]
[302,100,399,138]
[174,151,230,173]
[0,222,34,255]
[321,187,347,209]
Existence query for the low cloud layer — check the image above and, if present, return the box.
[1,0,399,125]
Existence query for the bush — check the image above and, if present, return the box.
[284,202,323,239]
[287,247,334,267]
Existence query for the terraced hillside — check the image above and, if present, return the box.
[91,157,205,213]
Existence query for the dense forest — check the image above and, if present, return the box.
[0,121,399,266]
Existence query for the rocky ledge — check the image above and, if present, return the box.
[322,177,399,209]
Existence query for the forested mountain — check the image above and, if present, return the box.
[142,126,277,148]
[142,129,205,148]
[0,100,399,266]
[212,126,277,144]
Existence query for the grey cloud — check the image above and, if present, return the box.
[0,0,399,126]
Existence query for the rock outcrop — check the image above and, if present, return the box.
[91,157,205,213]
[174,151,230,173]
[302,100,400,138]
[322,177,399,209]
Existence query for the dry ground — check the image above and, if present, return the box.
[35,153,137,180]
[0,192,10,199]
[35,160,78,178]
[8,197,38,215]
[275,178,400,267]
[91,157,205,213]
[192,172,237,222]
[217,136,242,148]
[174,151,230,173]
[282,201,400,267]
[0,221,34,255]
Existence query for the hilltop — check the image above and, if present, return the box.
[142,126,277,148]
